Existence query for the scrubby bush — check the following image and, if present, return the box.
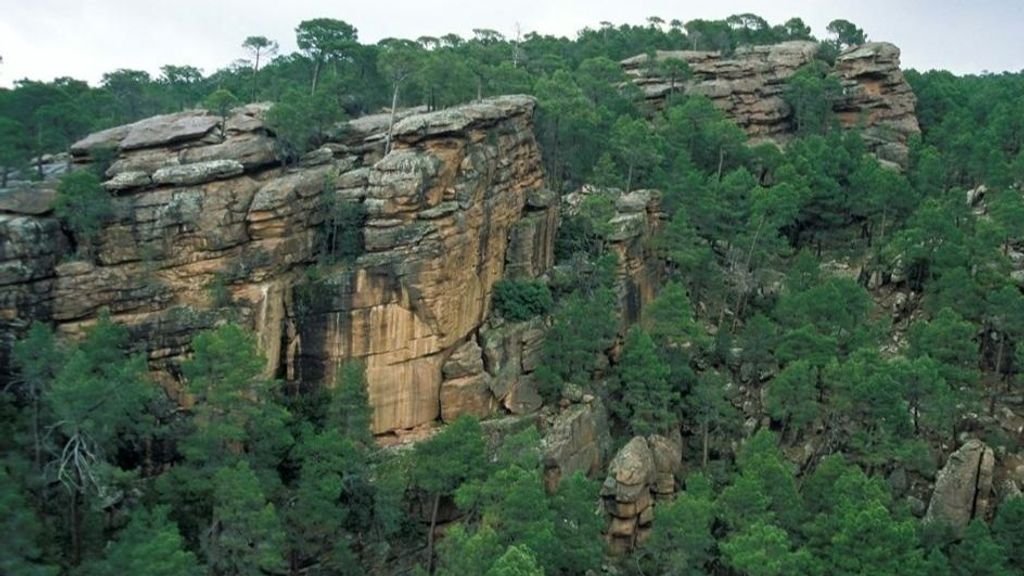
[492,279,554,322]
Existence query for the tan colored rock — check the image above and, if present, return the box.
[602,436,661,555]
[440,374,496,422]
[119,110,220,151]
[1,96,552,437]
[542,399,612,490]
[104,171,152,191]
[180,133,278,170]
[925,439,996,534]
[504,205,559,279]
[623,41,919,166]
[443,338,485,380]
[0,187,57,215]
[152,160,244,186]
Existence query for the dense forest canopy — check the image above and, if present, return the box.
[2,11,1024,576]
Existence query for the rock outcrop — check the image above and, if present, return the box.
[0,95,555,434]
[832,43,921,167]
[601,433,682,554]
[924,439,996,534]
[561,187,663,326]
[622,41,920,165]
[541,398,612,491]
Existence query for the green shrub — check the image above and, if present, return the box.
[320,191,366,264]
[492,279,553,322]
[54,170,115,255]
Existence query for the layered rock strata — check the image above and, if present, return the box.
[0,96,555,434]
[622,41,920,165]
[601,433,682,554]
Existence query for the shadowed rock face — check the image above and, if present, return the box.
[622,41,920,166]
[925,439,996,535]
[0,95,555,434]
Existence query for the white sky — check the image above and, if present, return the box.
[1,0,1022,87]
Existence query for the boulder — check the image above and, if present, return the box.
[152,160,244,186]
[541,399,612,490]
[179,133,278,169]
[104,171,152,191]
[925,439,996,534]
[443,338,485,380]
[119,111,220,151]
[0,188,57,216]
[439,374,496,422]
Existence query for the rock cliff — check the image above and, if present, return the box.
[622,41,920,166]
[0,95,555,434]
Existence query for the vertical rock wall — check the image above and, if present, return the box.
[0,96,555,434]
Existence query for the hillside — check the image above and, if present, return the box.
[1,13,1023,576]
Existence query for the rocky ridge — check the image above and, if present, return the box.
[0,96,557,434]
[622,41,920,166]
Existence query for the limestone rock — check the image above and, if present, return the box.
[152,160,245,186]
[179,133,278,170]
[606,437,655,495]
[833,42,920,166]
[70,123,133,157]
[623,40,919,166]
[648,431,683,495]
[601,436,662,554]
[925,439,996,534]
[118,111,221,151]
[0,187,57,215]
[542,399,611,490]
[443,338,485,380]
[440,374,496,422]
[392,95,535,142]
[104,171,152,191]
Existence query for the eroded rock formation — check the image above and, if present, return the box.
[601,433,682,554]
[0,95,556,434]
[622,41,920,165]
[924,439,995,534]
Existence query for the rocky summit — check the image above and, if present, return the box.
[622,41,920,166]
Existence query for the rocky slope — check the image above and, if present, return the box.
[622,41,920,166]
[0,96,559,434]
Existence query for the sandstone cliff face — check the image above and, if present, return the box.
[622,41,920,165]
[0,96,555,434]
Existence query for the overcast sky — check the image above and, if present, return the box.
[1,0,1022,87]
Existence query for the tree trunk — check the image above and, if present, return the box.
[427,492,441,573]
[70,488,82,565]
[626,163,634,193]
[701,420,709,469]
[251,49,261,102]
[385,82,400,155]
[716,146,725,181]
[990,338,1005,416]
[732,215,767,331]
[310,60,322,95]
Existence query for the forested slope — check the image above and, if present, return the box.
[1,13,1023,576]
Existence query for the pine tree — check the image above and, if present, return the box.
[614,327,678,436]
[83,506,201,576]
[207,461,286,576]
[410,416,489,571]
[329,360,374,446]
[485,545,545,576]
